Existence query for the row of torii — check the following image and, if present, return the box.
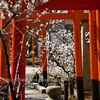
[0,0,100,100]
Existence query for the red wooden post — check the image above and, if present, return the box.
[0,11,10,99]
[73,10,84,100]
[96,10,100,100]
[11,1,26,100]
[89,10,99,100]
[0,11,10,84]
[0,35,10,83]
[0,12,3,84]
[18,14,26,99]
[11,16,26,100]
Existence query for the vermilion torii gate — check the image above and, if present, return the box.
[0,0,100,100]
[28,10,88,100]
[27,10,99,100]
[28,10,99,100]
[36,1,100,99]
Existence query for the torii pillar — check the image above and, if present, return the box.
[10,1,26,100]
[73,10,84,100]
[96,10,100,100]
[0,11,10,95]
[89,10,99,100]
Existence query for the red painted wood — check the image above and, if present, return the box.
[10,0,27,99]
[29,10,88,20]
[73,10,83,77]
[11,15,26,100]
[36,0,100,10]
[0,11,10,84]
[96,10,100,81]
[89,10,98,80]
[0,35,9,84]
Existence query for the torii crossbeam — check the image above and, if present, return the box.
[36,0,100,10]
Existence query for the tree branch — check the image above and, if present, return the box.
[49,53,70,76]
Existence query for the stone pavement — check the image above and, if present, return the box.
[25,66,48,100]
[25,85,48,100]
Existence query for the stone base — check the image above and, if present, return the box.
[46,86,62,100]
